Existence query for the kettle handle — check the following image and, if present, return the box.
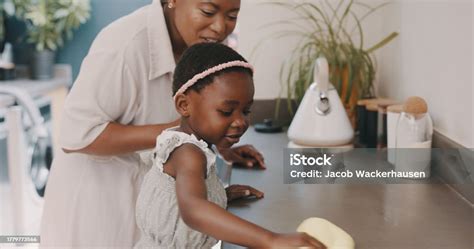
[314,57,329,93]
[313,57,331,115]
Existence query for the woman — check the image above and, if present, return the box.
[40,0,265,248]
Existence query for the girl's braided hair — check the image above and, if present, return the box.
[172,43,253,96]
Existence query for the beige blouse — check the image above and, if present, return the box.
[40,1,179,248]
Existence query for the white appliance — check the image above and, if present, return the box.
[288,57,354,147]
[0,86,53,236]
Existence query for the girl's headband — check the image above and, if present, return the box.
[173,60,254,101]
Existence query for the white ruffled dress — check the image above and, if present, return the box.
[134,129,227,249]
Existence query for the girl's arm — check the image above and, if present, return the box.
[64,119,180,156]
[170,144,325,249]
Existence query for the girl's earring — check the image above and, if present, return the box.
[168,2,174,9]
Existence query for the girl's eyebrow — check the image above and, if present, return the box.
[222,100,254,106]
[223,100,239,106]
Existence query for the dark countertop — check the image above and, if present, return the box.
[223,128,472,249]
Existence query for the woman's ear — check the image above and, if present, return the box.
[175,94,191,117]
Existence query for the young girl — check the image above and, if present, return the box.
[135,43,326,249]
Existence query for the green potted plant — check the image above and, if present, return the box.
[0,1,14,52]
[12,0,91,79]
[267,0,398,126]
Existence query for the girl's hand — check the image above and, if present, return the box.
[225,184,264,202]
[218,145,266,169]
[268,232,327,249]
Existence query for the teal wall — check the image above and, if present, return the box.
[8,0,151,81]
[58,0,151,80]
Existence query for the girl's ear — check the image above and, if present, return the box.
[175,94,191,117]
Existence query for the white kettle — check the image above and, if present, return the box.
[288,57,354,146]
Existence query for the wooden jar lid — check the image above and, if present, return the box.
[357,98,375,106]
[358,98,398,107]
[376,99,399,108]
[403,96,428,114]
[362,98,399,112]
[366,103,379,112]
[387,104,403,113]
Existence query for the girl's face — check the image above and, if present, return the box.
[171,0,240,46]
[186,71,254,148]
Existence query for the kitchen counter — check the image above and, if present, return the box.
[0,64,72,108]
[223,128,472,249]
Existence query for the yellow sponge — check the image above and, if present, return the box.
[297,218,355,249]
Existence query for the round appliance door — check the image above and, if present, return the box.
[28,136,52,197]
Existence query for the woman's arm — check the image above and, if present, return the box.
[64,119,180,156]
[171,144,325,248]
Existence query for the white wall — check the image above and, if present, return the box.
[377,0,473,148]
[238,0,301,100]
[238,0,391,99]
[238,0,473,148]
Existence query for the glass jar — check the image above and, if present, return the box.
[395,97,433,178]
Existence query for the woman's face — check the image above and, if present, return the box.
[186,71,254,148]
[171,0,241,46]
